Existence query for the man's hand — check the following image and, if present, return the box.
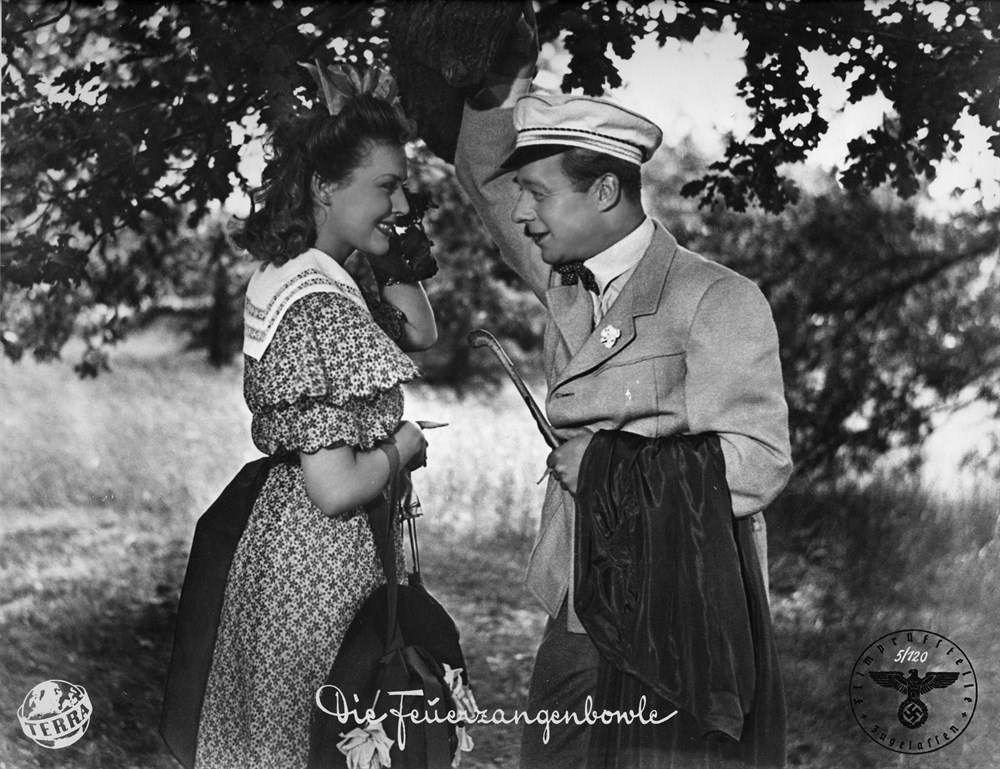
[545,430,594,496]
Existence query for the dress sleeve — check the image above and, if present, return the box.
[244,292,421,455]
[360,284,408,343]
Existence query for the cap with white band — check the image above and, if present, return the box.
[501,92,663,169]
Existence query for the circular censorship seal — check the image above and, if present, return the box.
[849,629,977,754]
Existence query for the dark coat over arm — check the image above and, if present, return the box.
[575,430,786,768]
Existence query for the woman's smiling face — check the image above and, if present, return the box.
[316,142,410,261]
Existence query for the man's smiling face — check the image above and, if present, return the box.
[511,153,602,265]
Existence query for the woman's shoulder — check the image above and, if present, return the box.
[243,288,418,453]
[284,289,374,329]
[253,291,385,373]
[245,292,419,410]
[243,248,373,358]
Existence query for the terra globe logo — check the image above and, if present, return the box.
[17,679,92,749]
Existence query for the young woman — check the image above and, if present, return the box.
[194,63,436,768]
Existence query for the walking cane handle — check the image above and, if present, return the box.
[468,329,561,449]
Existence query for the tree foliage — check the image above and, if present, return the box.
[2,1,383,367]
[2,2,998,476]
[543,0,999,212]
[3,1,997,363]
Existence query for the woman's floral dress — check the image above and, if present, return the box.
[194,289,419,769]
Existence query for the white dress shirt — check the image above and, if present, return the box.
[584,217,655,324]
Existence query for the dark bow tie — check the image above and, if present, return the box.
[556,262,599,294]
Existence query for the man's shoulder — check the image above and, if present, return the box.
[649,227,753,293]
[643,222,768,318]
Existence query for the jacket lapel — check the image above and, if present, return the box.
[553,224,679,388]
[545,283,594,358]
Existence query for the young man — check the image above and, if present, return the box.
[454,21,792,769]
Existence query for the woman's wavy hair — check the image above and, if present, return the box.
[232,95,414,265]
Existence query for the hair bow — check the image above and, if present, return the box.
[300,60,401,116]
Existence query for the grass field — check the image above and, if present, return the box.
[1,330,997,769]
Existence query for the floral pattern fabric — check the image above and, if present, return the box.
[195,290,418,769]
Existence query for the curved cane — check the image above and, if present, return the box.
[468,329,560,449]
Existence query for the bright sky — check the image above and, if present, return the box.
[536,22,999,213]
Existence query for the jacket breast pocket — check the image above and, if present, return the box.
[593,351,684,424]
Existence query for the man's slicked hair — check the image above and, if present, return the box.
[559,147,642,203]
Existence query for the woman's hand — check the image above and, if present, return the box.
[394,421,428,472]
[300,423,427,517]
[367,248,414,285]
[545,430,594,496]
[367,188,438,285]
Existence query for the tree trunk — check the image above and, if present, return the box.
[207,233,234,367]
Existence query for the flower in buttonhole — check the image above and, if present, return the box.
[442,664,479,722]
[452,725,475,768]
[337,719,393,769]
[600,324,621,349]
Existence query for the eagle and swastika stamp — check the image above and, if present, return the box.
[849,629,977,754]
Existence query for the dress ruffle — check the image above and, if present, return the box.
[244,293,420,454]
[251,389,406,455]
